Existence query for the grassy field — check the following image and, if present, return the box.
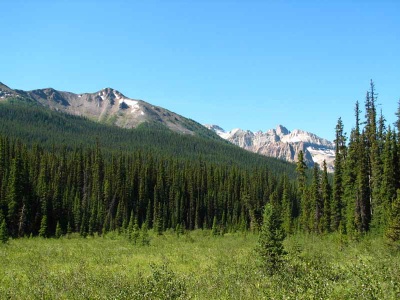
[1,230,399,299]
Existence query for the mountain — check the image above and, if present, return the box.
[0,82,333,172]
[205,124,336,172]
[0,83,299,177]
[0,82,211,137]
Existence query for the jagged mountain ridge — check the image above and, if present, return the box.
[0,82,207,136]
[205,124,336,172]
[1,82,335,171]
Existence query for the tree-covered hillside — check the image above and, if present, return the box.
[0,99,300,238]
[0,99,295,173]
[1,81,399,243]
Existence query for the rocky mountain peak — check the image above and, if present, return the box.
[276,124,290,136]
[207,124,336,172]
[0,82,209,136]
[0,82,20,99]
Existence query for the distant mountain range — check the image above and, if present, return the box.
[0,82,335,170]
[205,124,335,172]
[0,82,208,136]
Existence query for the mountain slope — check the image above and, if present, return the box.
[0,100,299,177]
[205,124,335,172]
[0,82,214,138]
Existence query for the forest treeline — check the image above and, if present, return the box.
[0,100,295,173]
[0,134,299,238]
[0,81,399,241]
[293,81,400,241]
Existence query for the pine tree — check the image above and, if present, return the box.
[256,203,286,274]
[211,215,219,236]
[39,215,48,238]
[311,163,323,233]
[127,210,134,240]
[67,221,72,238]
[296,151,309,232]
[6,152,24,237]
[320,161,332,233]
[0,218,8,243]
[344,129,358,235]
[55,221,62,238]
[153,193,163,235]
[365,81,381,226]
[128,211,140,244]
[281,175,293,235]
[132,220,140,244]
[140,222,150,246]
[385,190,400,244]
[374,127,397,231]
[332,118,346,231]
[395,99,400,134]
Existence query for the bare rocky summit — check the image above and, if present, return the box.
[0,83,202,135]
[0,82,335,170]
[205,124,336,172]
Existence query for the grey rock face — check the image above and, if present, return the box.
[205,124,336,172]
[0,83,204,135]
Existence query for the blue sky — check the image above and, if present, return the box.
[1,0,399,141]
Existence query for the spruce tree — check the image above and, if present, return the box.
[332,118,346,231]
[281,175,293,235]
[39,215,48,238]
[311,163,323,233]
[365,81,381,225]
[256,203,286,274]
[320,161,332,233]
[0,218,8,243]
[296,151,309,232]
[385,190,400,244]
[395,99,400,134]
[55,221,62,238]
[131,220,140,244]
[127,210,134,240]
[140,222,150,246]
[6,153,24,237]
[375,127,397,231]
[344,129,358,235]
[67,221,72,238]
[211,215,219,236]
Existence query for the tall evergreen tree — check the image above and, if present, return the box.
[311,163,323,233]
[332,117,346,231]
[320,161,332,233]
[296,151,308,232]
[385,189,400,244]
[256,203,286,274]
[281,175,293,235]
[0,217,8,243]
[365,81,381,223]
[6,151,24,237]
[39,215,48,238]
[55,221,62,238]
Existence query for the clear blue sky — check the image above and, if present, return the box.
[1,0,399,141]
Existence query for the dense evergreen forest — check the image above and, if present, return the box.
[0,100,295,172]
[295,81,400,242]
[0,81,399,244]
[0,100,299,238]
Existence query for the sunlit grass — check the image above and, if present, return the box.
[1,230,399,299]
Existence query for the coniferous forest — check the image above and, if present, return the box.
[0,81,399,240]
[1,82,400,299]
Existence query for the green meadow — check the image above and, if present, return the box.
[1,231,399,299]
